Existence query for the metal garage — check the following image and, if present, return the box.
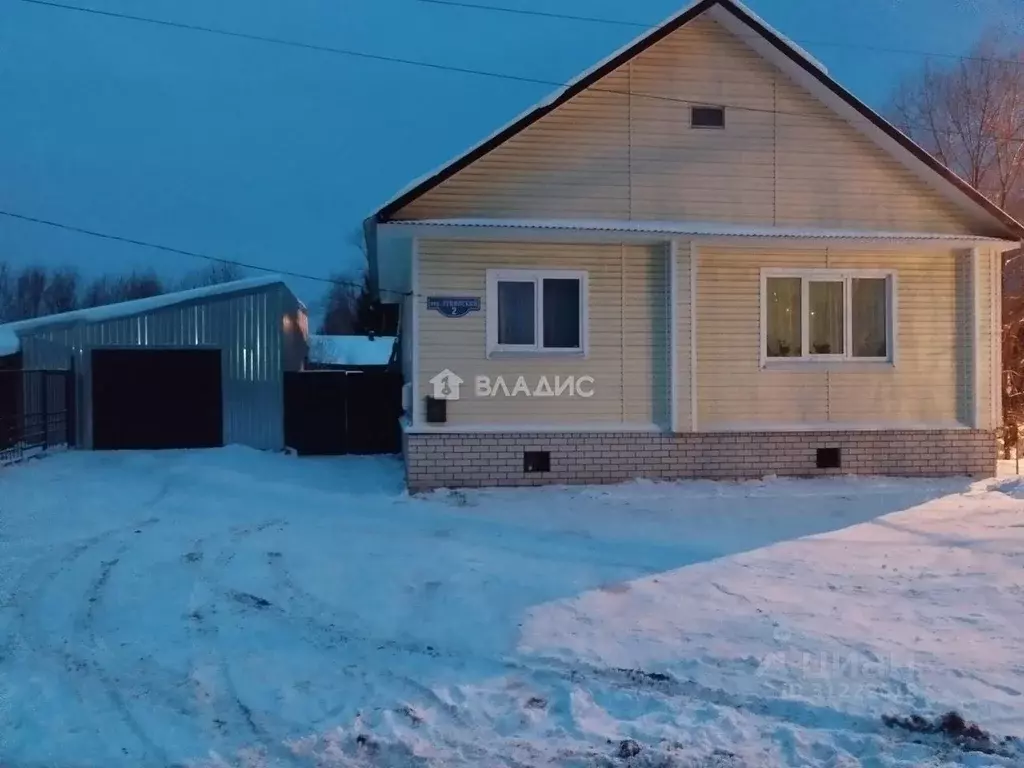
[0,276,307,451]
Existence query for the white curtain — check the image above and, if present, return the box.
[852,278,887,357]
[809,281,844,355]
[766,277,801,357]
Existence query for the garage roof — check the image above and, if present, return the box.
[0,275,289,346]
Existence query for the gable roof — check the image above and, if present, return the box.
[371,0,1024,240]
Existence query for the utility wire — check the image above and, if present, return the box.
[15,0,1024,144]
[419,0,649,28]
[0,209,410,296]
[418,0,1024,68]
[14,0,583,86]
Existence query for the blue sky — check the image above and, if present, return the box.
[2,0,1023,308]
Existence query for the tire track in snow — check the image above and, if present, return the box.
[3,515,168,764]
[182,524,315,767]
[73,540,173,765]
[2,477,175,763]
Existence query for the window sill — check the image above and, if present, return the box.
[486,349,588,360]
[760,359,895,373]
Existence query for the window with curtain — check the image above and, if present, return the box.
[487,270,587,354]
[763,270,893,363]
[809,280,844,355]
[766,277,801,357]
[851,278,888,358]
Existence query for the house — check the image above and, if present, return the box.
[366,0,1024,491]
[0,276,307,452]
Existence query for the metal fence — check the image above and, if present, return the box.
[0,369,75,467]
[284,370,403,456]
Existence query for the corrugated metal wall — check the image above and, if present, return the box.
[19,283,306,451]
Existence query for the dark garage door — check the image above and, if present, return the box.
[92,349,224,450]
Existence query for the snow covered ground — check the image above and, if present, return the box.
[1,448,1022,767]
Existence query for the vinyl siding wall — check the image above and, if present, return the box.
[974,247,999,429]
[694,244,999,430]
[394,16,989,235]
[416,240,670,427]
[674,242,694,431]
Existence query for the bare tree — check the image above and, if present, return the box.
[0,264,76,320]
[81,274,115,309]
[891,33,1024,215]
[114,270,163,301]
[10,267,48,321]
[891,34,1024,444]
[83,269,164,308]
[0,262,13,322]
[42,267,79,315]
[318,228,376,335]
[178,262,246,290]
[319,275,361,335]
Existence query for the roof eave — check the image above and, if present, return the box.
[382,218,1019,247]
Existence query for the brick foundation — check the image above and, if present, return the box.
[404,429,996,491]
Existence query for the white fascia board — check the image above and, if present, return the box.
[381,220,1016,248]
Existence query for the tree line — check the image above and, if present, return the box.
[0,262,246,323]
[0,255,382,337]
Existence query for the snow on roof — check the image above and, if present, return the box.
[724,0,827,73]
[0,327,19,357]
[386,218,1017,244]
[371,0,825,218]
[308,335,396,367]
[0,275,288,338]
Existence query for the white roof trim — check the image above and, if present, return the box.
[383,218,1016,246]
[0,275,288,337]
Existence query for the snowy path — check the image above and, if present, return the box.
[0,449,1022,767]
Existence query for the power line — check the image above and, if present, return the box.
[14,0,584,87]
[417,0,1024,68]
[419,0,649,28]
[15,0,1024,145]
[0,209,407,295]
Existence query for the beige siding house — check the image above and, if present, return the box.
[367,0,1024,491]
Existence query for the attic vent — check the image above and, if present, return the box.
[691,105,725,129]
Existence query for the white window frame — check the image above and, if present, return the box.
[486,269,589,357]
[760,268,897,367]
